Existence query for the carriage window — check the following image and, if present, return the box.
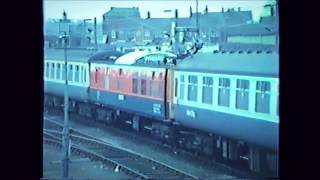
[50,63,55,79]
[158,73,164,98]
[174,78,178,97]
[68,65,73,81]
[149,72,155,96]
[202,76,213,104]
[255,81,271,113]
[56,64,61,80]
[150,72,160,97]
[141,79,147,95]
[105,68,109,75]
[152,72,155,80]
[179,75,185,100]
[83,68,86,83]
[61,64,66,80]
[187,75,198,101]
[236,79,249,110]
[104,68,109,89]
[45,63,50,78]
[132,78,138,94]
[117,69,123,90]
[277,84,279,116]
[74,65,79,82]
[79,66,83,83]
[159,72,163,80]
[94,68,98,84]
[277,95,279,116]
[218,78,230,107]
[116,79,122,90]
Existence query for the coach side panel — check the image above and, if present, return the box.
[173,70,279,150]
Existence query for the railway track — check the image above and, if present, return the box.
[44,111,264,179]
[44,118,199,180]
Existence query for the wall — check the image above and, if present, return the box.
[227,35,276,45]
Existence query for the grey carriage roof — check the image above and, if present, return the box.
[88,51,125,64]
[44,48,97,62]
[175,51,279,77]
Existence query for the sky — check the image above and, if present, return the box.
[43,0,275,22]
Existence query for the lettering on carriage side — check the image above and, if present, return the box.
[186,109,196,118]
[153,103,161,114]
[118,94,125,101]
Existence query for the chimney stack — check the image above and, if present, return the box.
[147,11,150,19]
[175,9,178,18]
[189,6,192,18]
[222,7,224,13]
[205,5,208,14]
[238,7,241,11]
[63,11,67,20]
[270,6,274,16]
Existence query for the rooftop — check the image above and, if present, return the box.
[221,23,277,36]
[104,7,141,18]
[44,48,97,62]
[175,51,278,77]
[103,9,253,33]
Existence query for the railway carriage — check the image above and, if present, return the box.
[89,64,168,119]
[44,49,124,111]
[88,51,177,130]
[43,48,279,176]
[44,49,94,109]
[172,51,279,173]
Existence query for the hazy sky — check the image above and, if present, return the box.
[44,0,274,22]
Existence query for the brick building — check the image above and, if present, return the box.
[102,7,253,47]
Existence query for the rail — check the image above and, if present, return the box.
[44,118,199,179]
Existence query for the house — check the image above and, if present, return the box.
[193,8,252,43]
[44,18,103,49]
[102,7,141,43]
[102,6,253,46]
[219,5,277,51]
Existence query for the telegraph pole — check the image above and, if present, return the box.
[83,19,92,48]
[60,11,70,179]
[276,0,279,54]
[62,32,70,179]
[196,0,199,35]
[94,17,98,50]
